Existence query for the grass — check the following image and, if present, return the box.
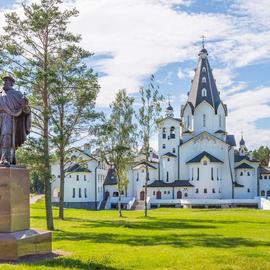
[1,201,270,270]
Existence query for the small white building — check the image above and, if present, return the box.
[51,146,108,209]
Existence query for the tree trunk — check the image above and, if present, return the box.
[59,155,65,219]
[59,103,65,220]
[117,180,122,218]
[144,157,149,217]
[43,33,54,230]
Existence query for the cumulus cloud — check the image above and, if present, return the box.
[0,0,270,147]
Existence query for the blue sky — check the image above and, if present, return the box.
[1,0,270,149]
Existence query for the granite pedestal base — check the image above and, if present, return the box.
[0,167,52,260]
[0,229,52,260]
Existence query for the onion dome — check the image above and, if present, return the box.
[240,136,245,146]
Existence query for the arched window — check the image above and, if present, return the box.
[211,168,214,180]
[203,114,206,127]
[162,127,166,139]
[113,191,119,197]
[261,190,265,196]
[247,188,250,193]
[219,115,222,128]
[197,168,200,180]
[247,171,250,176]
[202,76,206,83]
[202,88,207,97]
[202,67,206,72]
[267,190,270,197]
[212,188,215,193]
[204,188,207,193]
[166,171,169,182]
[79,188,82,198]
[170,126,175,139]
[72,188,75,198]
[187,115,190,129]
[162,144,166,149]
[240,171,243,176]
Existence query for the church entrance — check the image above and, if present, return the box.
[104,191,110,200]
[140,191,145,200]
[177,191,182,199]
[156,191,161,199]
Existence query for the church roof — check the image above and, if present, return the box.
[186,48,225,114]
[186,151,223,163]
[132,161,157,170]
[147,180,193,187]
[104,168,117,185]
[226,135,236,146]
[162,152,177,158]
[259,166,270,175]
[234,154,259,163]
[235,163,253,169]
[65,163,91,173]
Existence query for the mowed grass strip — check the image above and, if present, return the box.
[1,201,270,270]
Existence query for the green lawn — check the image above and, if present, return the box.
[2,201,270,270]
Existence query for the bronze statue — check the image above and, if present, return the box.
[0,76,31,166]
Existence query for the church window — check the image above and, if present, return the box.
[217,168,219,180]
[164,191,167,194]
[219,115,222,128]
[84,175,87,181]
[167,158,170,162]
[261,190,265,196]
[76,175,79,181]
[195,188,199,193]
[170,126,175,139]
[212,188,215,193]
[137,172,139,182]
[202,88,207,97]
[162,127,166,139]
[203,160,207,165]
[219,188,221,193]
[247,188,250,193]
[172,148,176,153]
[184,193,188,197]
[202,67,206,72]
[191,168,194,180]
[166,172,169,182]
[240,171,243,176]
[162,144,166,149]
[267,190,270,197]
[202,76,206,83]
[84,188,87,198]
[247,171,250,176]
[113,192,119,197]
[197,168,199,180]
[79,188,82,198]
[72,188,75,198]
[168,191,170,194]
[187,115,190,129]
[153,191,156,195]
[203,114,206,127]
[211,168,214,180]
[264,175,267,179]
[204,188,207,193]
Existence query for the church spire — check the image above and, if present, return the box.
[187,44,222,114]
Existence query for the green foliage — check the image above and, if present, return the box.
[253,146,270,166]
[95,89,136,217]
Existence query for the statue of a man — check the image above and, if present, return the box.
[0,76,31,166]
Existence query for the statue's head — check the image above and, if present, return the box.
[3,76,15,88]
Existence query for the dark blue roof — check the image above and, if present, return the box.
[186,48,222,114]
[234,154,259,163]
[147,180,193,187]
[226,135,236,146]
[104,168,117,185]
[235,163,253,169]
[162,152,177,158]
[186,151,223,163]
[66,163,91,173]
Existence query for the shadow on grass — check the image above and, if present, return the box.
[53,229,270,249]
[33,257,120,270]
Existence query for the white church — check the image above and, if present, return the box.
[51,46,270,210]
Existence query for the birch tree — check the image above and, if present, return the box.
[137,75,163,217]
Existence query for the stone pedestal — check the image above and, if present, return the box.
[0,167,52,260]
